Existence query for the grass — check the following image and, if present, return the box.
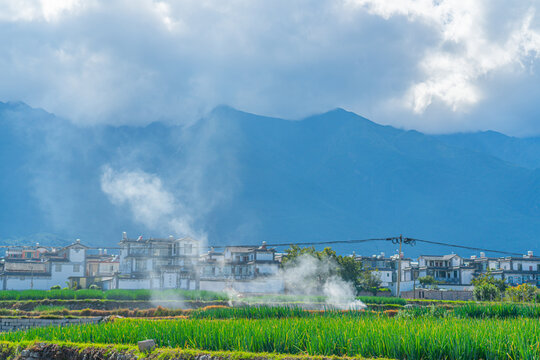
[356,296,406,305]
[0,340,388,360]
[240,295,406,306]
[0,289,228,301]
[398,302,540,319]
[32,305,68,313]
[1,316,538,359]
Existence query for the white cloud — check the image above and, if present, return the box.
[0,0,90,22]
[348,0,540,114]
[1,0,540,134]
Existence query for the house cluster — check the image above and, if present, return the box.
[0,240,118,290]
[0,233,538,299]
[356,251,540,299]
[0,233,283,293]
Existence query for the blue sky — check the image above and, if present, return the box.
[1,0,540,135]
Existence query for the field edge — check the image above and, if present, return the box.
[0,341,391,360]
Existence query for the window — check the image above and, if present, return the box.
[73,264,80,272]
[55,264,61,272]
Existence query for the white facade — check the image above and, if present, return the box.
[199,243,282,294]
[1,241,88,290]
[115,234,200,290]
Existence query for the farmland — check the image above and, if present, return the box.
[0,303,539,359]
[1,311,539,359]
[0,289,538,359]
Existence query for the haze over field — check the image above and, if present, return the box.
[1,1,540,255]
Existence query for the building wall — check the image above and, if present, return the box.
[256,252,274,261]
[402,289,473,301]
[117,278,152,290]
[4,262,47,273]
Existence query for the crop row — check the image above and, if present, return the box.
[240,295,407,305]
[1,316,538,359]
[0,289,228,301]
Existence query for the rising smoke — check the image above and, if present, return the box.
[100,165,205,241]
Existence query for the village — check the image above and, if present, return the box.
[1,233,538,301]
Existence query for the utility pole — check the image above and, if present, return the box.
[397,234,402,298]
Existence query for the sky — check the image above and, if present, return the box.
[1,0,540,136]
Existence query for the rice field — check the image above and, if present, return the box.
[1,315,539,359]
[0,289,228,301]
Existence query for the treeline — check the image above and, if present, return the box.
[281,245,384,295]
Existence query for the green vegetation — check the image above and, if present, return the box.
[241,294,405,306]
[505,283,540,302]
[417,275,438,289]
[281,246,382,295]
[356,296,406,305]
[399,302,540,319]
[471,271,507,301]
[2,316,538,359]
[32,305,69,313]
[453,302,540,318]
[0,289,228,301]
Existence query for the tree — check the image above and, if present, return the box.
[281,245,381,295]
[505,284,538,302]
[471,271,506,301]
[418,275,438,288]
[473,283,499,301]
[281,245,340,288]
[357,269,382,295]
[472,271,507,293]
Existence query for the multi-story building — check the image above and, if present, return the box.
[114,233,199,290]
[199,242,283,293]
[354,252,415,295]
[417,254,475,288]
[0,240,88,290]
[468,251,540,287]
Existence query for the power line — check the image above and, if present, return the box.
[2,235,524,257]
[206,237,393,249]
[407,237,524,256]
[207,235,526,257]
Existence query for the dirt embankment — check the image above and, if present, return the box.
[0,342,384,360]
[0,300,228,311]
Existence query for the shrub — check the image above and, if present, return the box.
[473,283,500,301]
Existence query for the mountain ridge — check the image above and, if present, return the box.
[1,101,539,255]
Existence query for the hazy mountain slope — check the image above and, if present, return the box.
[1,102,539,255]
[437,131,540,169]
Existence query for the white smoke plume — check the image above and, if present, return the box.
[100,165,204,241]
[281,254,366,310]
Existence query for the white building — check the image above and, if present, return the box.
[468,251,540,287]
[199,242,283,294]
[0,240,88,290]
[355,253,415,295]
[114,233,200,290]
[417,254,475,290]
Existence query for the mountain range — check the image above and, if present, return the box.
[1,101,539,256]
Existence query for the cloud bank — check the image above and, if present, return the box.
[1,0,540,134]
